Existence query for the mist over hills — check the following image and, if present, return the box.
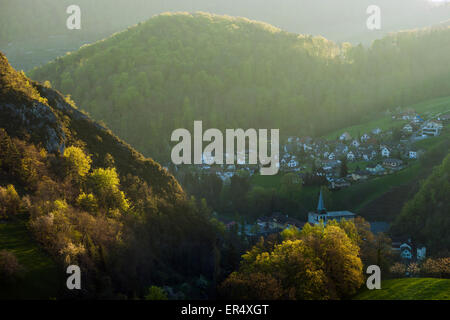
[1,0,450,70]
[29,13,450,163]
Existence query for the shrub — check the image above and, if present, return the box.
[390,262,406,277]
[0,250,22,280]
[144,286,168,300]
[421,258,450,278]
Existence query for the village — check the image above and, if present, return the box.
[173,109,448,265]
[173,109,448,191]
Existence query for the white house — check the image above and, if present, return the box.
[361,134,370,142]
[422,121,442,136]
[381,147,390,158]
[417,246,427,261]
[400,243,413,260]
[409,150,418,159]
[288,159,299,168]
[403,124,413,133]
[328,152,336,160]
[372,128,382,135]
[351,140,360,148]
[339,132,352,141]
[347,151,355,161]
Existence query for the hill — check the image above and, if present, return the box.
[0,51,222,299]
[354,278,450,300]
[29,12,450,163]
[2,0,450,70]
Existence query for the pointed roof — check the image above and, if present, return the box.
[317,189,326,213]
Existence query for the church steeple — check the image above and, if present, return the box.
[317,188,326,213]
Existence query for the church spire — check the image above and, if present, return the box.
[317,188,326,213]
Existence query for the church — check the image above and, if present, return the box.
[307,189,356,225]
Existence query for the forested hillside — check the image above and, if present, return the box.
[391,154,450,256]
[0,51,224,299]
[30,13,450,163]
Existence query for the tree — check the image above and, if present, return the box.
[144,286,168,300]
[221,223,364,300]
[219,272,284,300]
[339,156,348,178]
[0,250,22,281]
[280,173,302,201]
[0,184,22,218]
[63,146,92,178]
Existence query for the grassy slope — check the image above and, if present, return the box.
[354,278,450,300]
[0,216,62,299]
[324,95,450,140]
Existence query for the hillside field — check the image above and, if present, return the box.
[0,216,62,299]
[324,95,450,140]
[354,278,450,300]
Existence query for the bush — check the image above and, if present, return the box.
[407,262,420,277]
[144,286,168,300]
[421,258,450,278]
[0,250,22,280]
[390,262,406,277]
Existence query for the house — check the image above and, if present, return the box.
[409,150,418,159]
[352,170,369,181]
[372,128,382,135]
[417,246,427,261]
[383,158,403,169]
[351,139,360,148]
[339,132,352,141]
[381,147,390,158]
[328,152,336,160]
[400,243,413,260]
[330,178,351,189]
[403,124,413,133]
[437,113,450,123]
[347,151,355,161]
[307,190,355,225]
[361,134,371,142]
[413,115,424,124]
[422,121,442,136]
[288,159,299,168]
[366,163,385,175]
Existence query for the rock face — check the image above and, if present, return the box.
[0,101,66,153]
[0,51,66,153]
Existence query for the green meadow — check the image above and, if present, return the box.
[0,216,62,299]
[354,278,450,300]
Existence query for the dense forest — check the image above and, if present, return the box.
[30,13,450,163]
[391,154,450,256]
